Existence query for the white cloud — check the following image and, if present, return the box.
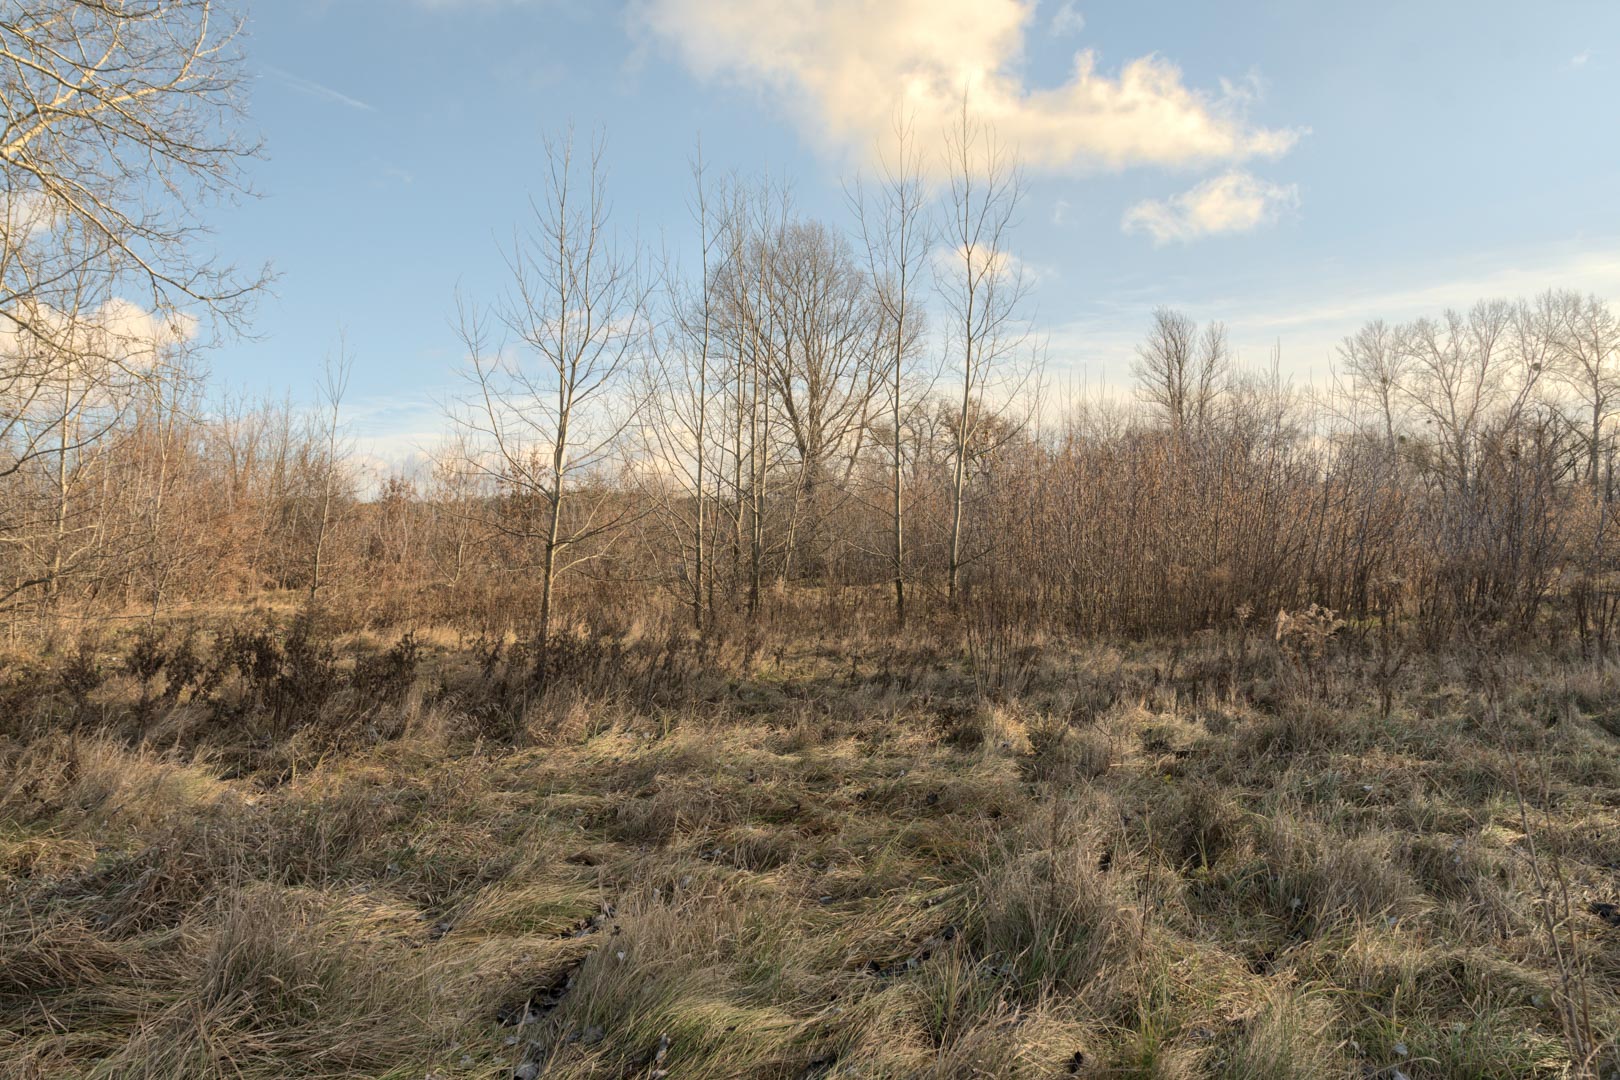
[1570,50,1593,69]
[635,0,1299,176]
[933,242,1029,286]
[1049,1,1085,36]
[1121,170,1298,244]
[88,298,198,367]
[0,296,197,397]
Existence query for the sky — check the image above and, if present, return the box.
[210,0,1620,472]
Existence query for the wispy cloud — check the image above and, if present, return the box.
[1040,240,1620,387]
[932,242,1035,286]
[1122,170,1298,244]
[1570,49,1593,69]
[635,0,1300,178]
[262,64,375,113]
[1049,1,1085,36]
[1231,247,1620,332]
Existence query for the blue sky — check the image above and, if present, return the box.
[211,0,1620,470]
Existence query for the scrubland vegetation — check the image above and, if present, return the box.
[8,2,1620,1078]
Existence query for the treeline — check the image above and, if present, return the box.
[3,0,1618,650]
[3,241,1617,652]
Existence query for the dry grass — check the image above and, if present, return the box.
[3,621,1620,1078]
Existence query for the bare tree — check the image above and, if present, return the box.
[1338,318,1409,448]
[642,148,725,629]
[453,132,646,658]
[760,218,879,582]
[0,1,259,332]
[0,0,260,611]
[936,101,1033,603]
[1133,307,1228,438]
[1397,300,1543,495]
[711,178,791,615]
[125,339,205,618]
[308,340,351,604]
[424,430,481,587]
[853,113,931,626]
[1543,290,1620,492]
[0,257,178,612]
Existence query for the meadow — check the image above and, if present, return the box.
[5,602,1619,1079]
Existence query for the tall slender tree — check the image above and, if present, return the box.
[936,101,1033,603]
[643,148,727,629]
[453,132,646,661]
[853,114,930,626]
